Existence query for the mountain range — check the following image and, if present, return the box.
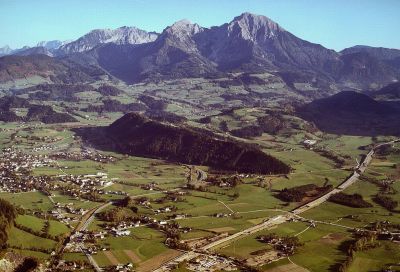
[1,12,399,89]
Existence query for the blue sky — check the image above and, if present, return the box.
[0,0,399,51]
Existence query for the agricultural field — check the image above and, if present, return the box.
[0,96,398,272]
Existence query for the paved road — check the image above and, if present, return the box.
[69,202,112,272]
[80,202,113,231]
[293,139,398,214]
[155,139,399,271]
[79,245,103,272]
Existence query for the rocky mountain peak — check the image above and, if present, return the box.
[0,45,12,51]
[227,12,283,41]
[0,45,13,56]
[164,19,203,37]
[36,40,64,50]
[59,26,158,54]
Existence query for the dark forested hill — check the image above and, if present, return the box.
[371,82,400,100]
[76,113,290,174]
[297,91,400,136]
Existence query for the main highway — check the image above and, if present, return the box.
[154,139,399,271]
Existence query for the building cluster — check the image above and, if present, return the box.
[30,136,64,152]
[153,206,176,214]
[54,260,88,271]
[0,148,55,193]
[102,221,140,236]
[11,133,64,152]
[51,149,116,163]
[303,139,317,148]
[154,190,187,204]
[140,181,161,191]
[104,263,134,272]
[65,230,108,253]
[187,254,237,272]
[50,202,89,226]
[57,172,114,196]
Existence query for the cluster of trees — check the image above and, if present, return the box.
[14,257,39,272]
[81,191,105,202]
[155,191,186,204]
[361,175,398,195]
[21,83,124,101]
[229,114,288,139]
[97,207,136,223]
[0,96,28,122]
[219,121,229,132]
[27,105,77,124]
[23,83,95,102]
[105,113,290,175]
[230,125,263,139]
[86,99,146,114]
[337,232,379,272]
[277,184,332,202]
[368,221,400,234]
[0,96,77,124]
[96,84,124,96]
[115,196,139,213]
[0,198,16,250]
[257,233,303,255]
[9,244,53,254]
[14,222,61,242]
[0,110,21,122]
[373,194,398,211]
[145,110,187,124]
[164,237,189,250]
[257,233,279,243]
[0,96,30,109]
[375,144,400,156]
[198,116,211,124]
[138,95,167,111]
[313,147,347,168]
[215,73,267,88]
[257,114,288,135]
[160,222,189,250]
[205,175,242,188]
[329,192,372,208]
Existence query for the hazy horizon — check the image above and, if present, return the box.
[0,0,399,51]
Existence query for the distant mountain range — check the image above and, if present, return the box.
[0,40,68,57]
[58,26,158,54]
[0,26,158,57]
[1,12,399,89]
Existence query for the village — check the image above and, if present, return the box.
[0,121,398,272]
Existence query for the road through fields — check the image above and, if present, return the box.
[154,139,399,271]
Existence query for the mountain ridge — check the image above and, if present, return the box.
[1,12,399,88]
